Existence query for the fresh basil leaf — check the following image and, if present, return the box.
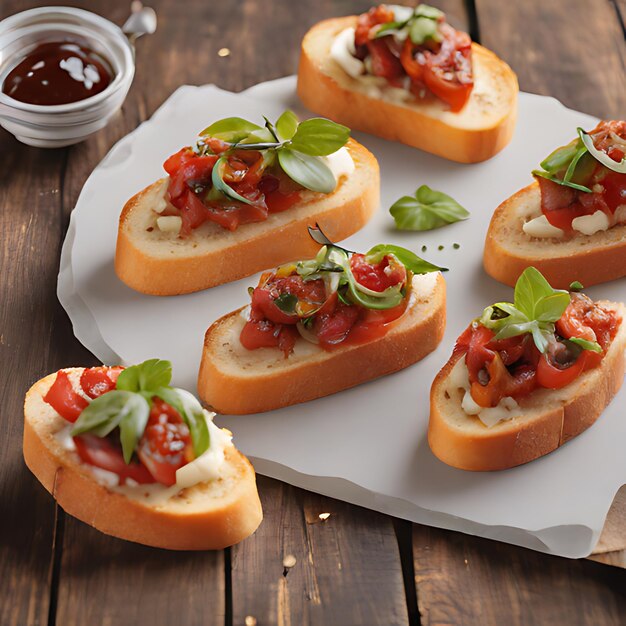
[579,127,626,174]
[200,117,262,142]
[513,266,561,320]
[534,291,571,323]
[567,337,603,353]
[288,118,350,157]
[390,185,470,231]
[274,293,298,314]
[373,21,407,38]
[532,169,592,193]
[71,391,150,463]
[415,4,444,19]
[347,282,405,310]
[263,116,279,141]
[116,359,172,393]
[562,144,588,183]
[531,324,553,354]
[409,16,441,44]
[493,320,537,341]
[275,110,299,141]
[212,156,256,205]
[278,149,336,193]
[569,281,584,292]
[153,387,210,458]
[239,127,276,145]
[539,139,579,172]
[365,243,446,274]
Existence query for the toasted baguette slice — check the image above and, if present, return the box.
[115,139,379,296]
[24,370,263,550]
[428,302,625,471]
[198,273,446,414]
[484,183,626,288]
[297,17,518,163]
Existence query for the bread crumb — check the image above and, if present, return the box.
[218,47,231,57]
[283,554,297,569]
[318,512,331,521]
[245,617,257,626]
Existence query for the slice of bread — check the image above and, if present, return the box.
[428,303,625,471]
[197,273,446,414]
[24,370,263,550]
[115,139,379,296]
[484,182,626,288]
[297,16,518,163]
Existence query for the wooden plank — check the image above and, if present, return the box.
[413,525,626,626]
[55,522,225,626]
[231,477,409,626]
[475,0,626,117]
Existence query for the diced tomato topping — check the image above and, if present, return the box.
[355,5,474,111]
[538,120,626,230]
[79,366,123,399]
[458,293,620,407]
[74,434,156,485]
[136,398,194,486]
[350,254,407,292]
[44,370,89,422]
[162,140,304,235]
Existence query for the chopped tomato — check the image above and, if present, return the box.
[79,366,123,399]
[367,39,405,79]
[421,26,473,112]
[137,398,194,486]
[44,370,88,422]
[350,254,407,292]
[74,434,155,485]
[536,350,587,389]
[469,355,536,408]
[239,320,298,357]
[355,5,395,47]
[314,304,360,346]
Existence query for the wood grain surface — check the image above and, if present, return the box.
[0,1,624,625]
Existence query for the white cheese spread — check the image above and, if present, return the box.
[156,215,182,234]
[320,146,355,184]
[447,359,523,428]
[522,214,564,238]
[571,210,610,235]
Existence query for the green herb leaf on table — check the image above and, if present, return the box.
[390,185,470,231]
[288,118,350,156]
[278,149,336,193]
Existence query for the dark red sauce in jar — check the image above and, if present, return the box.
[2,40,113,105]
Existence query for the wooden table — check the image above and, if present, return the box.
[1,1,625,624]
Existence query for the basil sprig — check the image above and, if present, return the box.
[531,128,600,193]
[374,4,444,45]
[71,359,210,464]
[390,185,470,231]
[478,267,601,354]
[290,226,445,312]
[201,111,350,194]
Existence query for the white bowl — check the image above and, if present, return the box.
[0,7,135,147]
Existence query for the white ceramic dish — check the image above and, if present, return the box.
[58,76,626,558]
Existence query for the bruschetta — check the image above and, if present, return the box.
[484,120,626,288]
[297,4,518,163]
[198,226,447,414]
[24,359,263,549]
[115,111,379,295]
[429,267,625,471]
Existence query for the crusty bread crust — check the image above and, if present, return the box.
[428,303,626,471]
[115,139,379,295]
[297,16,518,163]
[198,274,446,414]
[484,183,626,288]
[23,372,263,550]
